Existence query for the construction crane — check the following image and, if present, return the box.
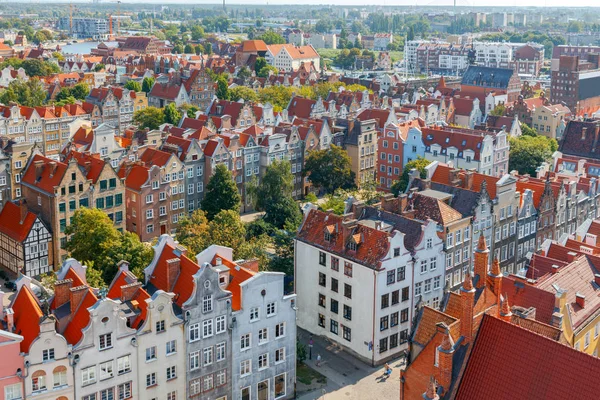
[69,2,76,36]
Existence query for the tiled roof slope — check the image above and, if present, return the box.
[0,201,38,242]
[10,285,42,352]
[297,209,390,270]
[455,314,600,400]
[558,120,600,159]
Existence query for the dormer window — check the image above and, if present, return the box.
[324,231,331,242]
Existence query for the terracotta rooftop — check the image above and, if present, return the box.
[0,201,38,242]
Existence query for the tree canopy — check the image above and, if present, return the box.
[304,145,356,194]
[124,80,142,92]
[229,86,258,102]
[134,107,165,130]
[391,157,431,196]
[201,164,241,220]
[216,76,229,100]
[142,77,155,93]
[0,78,47,107]
[509,128,558,176]
[164,102,182,125]
[257,30,286,45]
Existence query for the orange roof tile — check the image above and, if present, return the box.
[11,285,42,353]
[0,201,38,242]
[21,154,68,194]
[62,288,97,346]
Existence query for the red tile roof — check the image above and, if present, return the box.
[62,287,98,346]
[422,126,486,161]
[502,275,556,325]
[139,147,173,167]
[21,154,68,194]
[241,40,268,53]
[107,269,150,329]
[124,164,150,191]
[11,285,42,353]
[431,163,499,199]
[147,242,200,308]
[0,201,38,242]
[297,209,390,270]
[64,151,106,183]
[287,96,316,119]
[455,314,600,400]
[210,254,255,311]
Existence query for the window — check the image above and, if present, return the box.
[203,295,213,313]
[420,260,427,274]
[331,257,339,271]
[166,340,176,355]
[203,319,213,337]
[117,382,132,399]
[387,270,395,285]
[203,375,214,392]
[584,332,590,349]
[446,232,454,248]
[82,366,96,385]
[319,251,326,265]
[146,372,157,387]
[100,388,113,400]
[379,337,388,353]
[53,366,67,387]
[258,380,269,400]
[318,294,326,307]
[167,391,176,400]
[344,283,352,299]
[267,302,276,316]
[328,315,341,337]
[32,370,47,391]
[415,282,422,296]
[4,383,21,400]
[190,351,200,370]
[276,323,285,338]
[167,365,177,380]
[240,359,252,376]
[319,272,326,287]
[189,323,200,342]
[258,353,269,370]
[330,298,339,314]
[344,262,353,277]
[433,276,441,290]
[250,307,260,321]
[259,328,269,344]
[343,304,352,320]
[275,347,286,364]
[156,320,165,333]
[397,266,405,281]
[117,355,131,374]
[99,333,112,350]
[241,333,251,350]
[391,290,400,305]
[146,346,157,361]
[331,277,339,293]
[216,342,226,362]
[402,287,409,301]
[318,313,326,327]
[380,316,389,331]
[42,348,55,361]
[391,311,399,327]
[381,294,389,309]
[99,360,114,380]
[216,315,226,333]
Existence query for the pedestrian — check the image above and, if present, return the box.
[316,353,322,367]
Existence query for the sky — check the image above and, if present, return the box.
[99,0,600,6]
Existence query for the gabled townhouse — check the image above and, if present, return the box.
[0,200,53,277]
[208,100,260,130]
[160,135,206,214]
[183,67,216,111]
[258,133,287,178]
[1,138,36,200]
[145,235,297,400]
[452,96,483,128]
[0,328,24,400]
[295,203,445,365]
[86,87,147,131]
[148,82,190,108]
[21,153,125,262]
[516,188,538,272]
[65,123,127,168]
[107,263,185,400]
[265,44,320,73]
[335,117,377,187]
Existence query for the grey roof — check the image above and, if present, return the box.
[461,65,515,89]
[361,206,424,251]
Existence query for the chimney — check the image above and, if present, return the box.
[449,168,461,187]
[436,323,454,393]
[464,170,474,190]
[53,279,74,309]
[423,376,440,400]
[595,274,600,286]
[352,201,365,219]
[575,292,585,308]
[488,258,503,303]
[69,285,88,315]
[49,161,58,177]
[19,200,28,225]
[166,258,181,291]
[381,194,396,213]
[566,251,578,262]
[34,160,45,180]
[473,234,489,289]
[551,311,564,328]
[459,272,476,344]
[120,282,142,302]
[398,194,408,214]
[341,219,357,247]
[5,307,14,332]
[498,295,512,322]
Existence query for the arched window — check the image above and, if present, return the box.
[53,366,67,388]
[32,370,47,392]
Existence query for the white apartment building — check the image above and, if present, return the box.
[295,205,445,365]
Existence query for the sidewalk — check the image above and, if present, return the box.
[297,328,403,400]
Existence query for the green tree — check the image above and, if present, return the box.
[489,104,506,117]
[237,66,252,81]
[0,78,47,107]
[190,25,205,40]
[64,208,122,283]
[70,82,89,100]
[318,194,346,215]
[269,225,296,276]
[204,42,213,55]
[94,63,105,72]
[257,65,278,78]
[55,87,73,103]
[142,76,155,93]
[229,86,258,102]
[303,145,356,194]
[237,234,272,271]
[208,210,246,256]
[124,80,142,92]
[509,134,558,176]
[85,261,106,289]
[297,339,307,364]
[201,164,241,220]
[391,157,431,196]
[133,107,165,130]
[216,76,229,100]
[258,85,293,110]
[164,102,182,125]
[257,30,286,45]
[20,58,59,77]
[177,209,211,255]
[520,123,537,137]
[184,44,194,54]
[254,57,267,74]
